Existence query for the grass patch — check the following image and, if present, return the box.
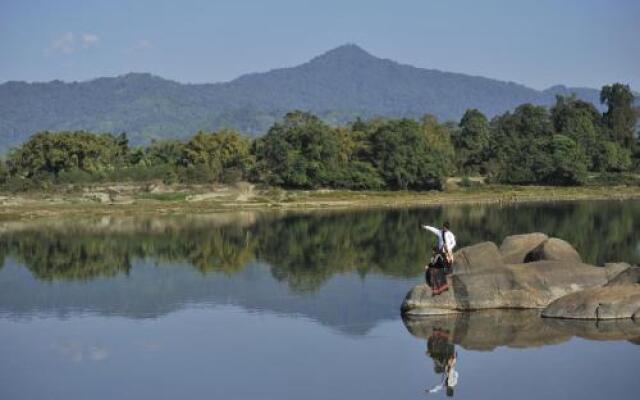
[137,192,188,202]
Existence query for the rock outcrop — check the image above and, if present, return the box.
[541,285,640,320]
[524,238,582,263]
[499,232,548,264]
[402,233,638,320]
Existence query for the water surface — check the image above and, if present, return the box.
[1,200,639,399]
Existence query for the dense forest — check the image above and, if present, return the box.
[0,83,637,191]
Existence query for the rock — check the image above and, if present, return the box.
[604,262,632,281]
[542,285,640,320]
[499,233,548,264]
[402,260,607,315]
[452,241,504,274]
[605,266,640,287]
[524,238,582,263]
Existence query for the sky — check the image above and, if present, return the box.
[1,0,639,90]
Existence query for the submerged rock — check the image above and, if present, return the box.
[401,233,615,316]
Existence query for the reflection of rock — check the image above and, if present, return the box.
[542,317,640,341]
[402,233,640,318]
[403,310,640,350]
[542,284,640,320]
[403,310,571,351]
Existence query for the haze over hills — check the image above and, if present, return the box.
[0,44,611,153]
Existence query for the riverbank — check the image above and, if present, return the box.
[1,181,639,221]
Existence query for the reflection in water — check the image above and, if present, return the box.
[425,327,458,396]
[1,202,639,400]
[0,200,639,287]
[404,310,640,397]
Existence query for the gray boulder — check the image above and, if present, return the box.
[452,241,504,274]
[604,262,632,281]
[606,266,640,287]
[524,238,582,263]
[402,260,607,315]
[542,284,640,320]
[499,232,548,264]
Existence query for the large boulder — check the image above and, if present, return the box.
[542,284,640,320]
[524,238,581,263]
[402,259,607,315]
[452,241,504,274]
[499,233,548,264]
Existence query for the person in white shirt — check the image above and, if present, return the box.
[422,222,456,266]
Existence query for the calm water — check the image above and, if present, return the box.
[1,200,639,399]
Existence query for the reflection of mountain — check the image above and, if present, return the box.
[0,260,413,336]
[0,200,639,335]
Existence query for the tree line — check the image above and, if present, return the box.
[0,83,637,190]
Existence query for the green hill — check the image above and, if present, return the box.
[0,44,606,153]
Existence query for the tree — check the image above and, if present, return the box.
[600,83,637,148]
[593,141,632,172]
[6,131,128,178]
[455,109,490,174]
[551,95,602,169]
[370,119,446,190]
[182,129,252,183]
[253,111,342,188]
[543,134,589,185]
[490,104,554,183]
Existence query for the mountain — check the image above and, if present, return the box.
[0,44,609,153]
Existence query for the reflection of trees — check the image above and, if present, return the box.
[253,210,431,292]
[0,200,638,287]
[0,222,254,281]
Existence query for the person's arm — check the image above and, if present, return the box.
[426,375,446,394]
[422,225,441,237]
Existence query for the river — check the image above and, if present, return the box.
[1,200,639,399]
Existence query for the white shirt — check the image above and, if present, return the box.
[422,225,456,252]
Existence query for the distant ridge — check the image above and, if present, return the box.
[0,44,612,152]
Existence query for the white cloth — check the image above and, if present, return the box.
[422,225,456,252]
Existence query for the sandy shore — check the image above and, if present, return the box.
[1,182,639,221]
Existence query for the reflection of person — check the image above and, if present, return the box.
[425,246,449,295]
[425,328,459,396]
[422,222,456,267]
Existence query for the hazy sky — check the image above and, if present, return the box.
[1,0,638,90]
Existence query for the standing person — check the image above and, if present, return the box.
[422,222,456,267]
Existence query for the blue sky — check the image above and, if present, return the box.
[1,0,638,90]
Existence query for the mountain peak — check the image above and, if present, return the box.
[309,44,377,64]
